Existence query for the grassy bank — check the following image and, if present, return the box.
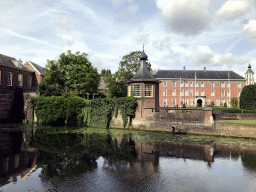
[220,120,256,124]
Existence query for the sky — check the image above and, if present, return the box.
[1,0,256,78]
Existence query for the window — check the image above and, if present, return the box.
[145,85,152,97]
[180,81,184,87]
[128,86,131,96]
[206,99,210,104]
[201,89,205,96]
[7,72,12,86]
[172,89,176,96]
[163,98,167,105]
[237,82,241,88]
[211,89,215,96]
[221,99,225,105]
[221,90,225,96]
[18,74,23,87]
[190,89,193,96]
[163,89,167,96]
[227,90,230,97]
[172,81,176,87]
[211,82,215,87]
[201,82,204,87]
[216,99,220,106]
[238,90,241,97]
[195,82,198,87]
[185,99,189,106]
[163,81,167,87]
[172,98,176,105]
[180,89,184,96]
[28,76,32,87]
[185,81,189,87]
[195,89,198,96]
[227,82,230,88]
[180,98,184,105]
[190,99,194,106]
[133,84,141,97]
[190,82,193,87]
[221,82,225,88]
[185,89,189,96]
[227,99,230,106]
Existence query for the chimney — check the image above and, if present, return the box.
[183,66,186,71]
[204,67,206,72]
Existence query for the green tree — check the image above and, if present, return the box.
[39,50,100,96]
[101,69,112,84]
[106,51,152,98]
[240,84,256,110]
[230,97,239,108]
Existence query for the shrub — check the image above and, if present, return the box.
[224,103,227,108]
[230,97,239,108]
[240,84,256,110]
[182,104,186,108]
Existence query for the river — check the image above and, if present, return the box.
[1,125,256,192]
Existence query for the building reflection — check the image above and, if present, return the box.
[0,129,38,187]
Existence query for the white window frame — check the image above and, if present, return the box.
[180,98,184,105]
[190,99,194,106]
[18,74,23,87]
[201,89,205,96]
[7,72,13,86]
[185,98,189,106]
[211,89,215,96]
[185,81,189,87]
[201,82,204,87]
[163,98,167,105]
[145,85,153,97]
[172,98,176,105]
[227,90,230,97]
[133,84,141,97]
[180,89,184,96]
[227,82,230,88]
[221,99,225,105]
[206,99,210,104]
[195,82,198,87]
[172,81,176,87]
[185,89,189,96]
[237,82,241,88]
[238,90,241,97]
[216,99,220,106]
[128,85,131,96]
[211,82,215,87]
[195,89,199,96]
[163,89,167,96]
[163,81,167,87]
[180,81,184,87]
[172,89,176,96]
[190,89,193,96]
[221,90,225,96]
[221,82,225,88]
[190,82,193,87]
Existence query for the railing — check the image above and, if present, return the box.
[23,86,39,93]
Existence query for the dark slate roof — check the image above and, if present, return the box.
[155,70,245,80]
[99,77,107,90]
[129,60,157,82]
[28,60,45,75]
[0,54,31,71]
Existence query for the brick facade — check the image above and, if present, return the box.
[158,78,245,107]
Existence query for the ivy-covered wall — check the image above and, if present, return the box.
[30,96,138,128]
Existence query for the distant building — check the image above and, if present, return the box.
[23,60,45,86]
[245,63,254,85]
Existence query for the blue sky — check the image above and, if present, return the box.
[1,0,256,77]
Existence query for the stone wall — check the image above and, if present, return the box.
[214,113,256,120]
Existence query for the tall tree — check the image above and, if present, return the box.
[106,51,152,98]
[39,50,100,96]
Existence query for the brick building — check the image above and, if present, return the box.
[245,63,254,85]
[0,54,44,120]
[154,66,246,107]
[23,60,45,86]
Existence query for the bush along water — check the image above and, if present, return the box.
[30,96,138,128]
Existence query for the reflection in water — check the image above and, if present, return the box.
[1,127,256,191]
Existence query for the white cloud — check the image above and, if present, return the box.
[216,0,250,21]
[156,0,211,36]
[135,34,150,45]
[243,20,256,44]
[153,36,173,52]
[119,3,139,15]
[190,45,248,67]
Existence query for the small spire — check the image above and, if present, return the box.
[143,43,144,52]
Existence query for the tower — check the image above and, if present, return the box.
[245,63,254,85]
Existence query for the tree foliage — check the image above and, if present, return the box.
[230,97,239,108]
[39,50,100,96]
[240,84,256,110]
[106,51,152,98]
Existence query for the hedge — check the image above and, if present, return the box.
[213,107,256,113]
[31,96,138,128]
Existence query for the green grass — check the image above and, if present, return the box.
[220,120,256,124]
